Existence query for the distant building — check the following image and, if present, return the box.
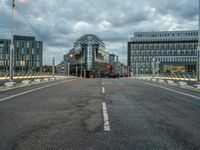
[0,35,43,72]
[128,30,198,75]
[64,34,109,77]
[56,61,65,74]
[109,53,119,74]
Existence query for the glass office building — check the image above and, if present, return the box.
[128,30,198,74]
[73,34,109,70]
[109,53,119,74]
[0,35,43,72]
[65,34,109,76]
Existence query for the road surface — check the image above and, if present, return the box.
[0,78,200,150]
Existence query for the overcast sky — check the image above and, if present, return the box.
[0,0,198,65]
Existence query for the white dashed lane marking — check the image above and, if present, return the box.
[102,87,105,94]
[102,102,110,131]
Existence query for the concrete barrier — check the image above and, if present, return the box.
[194,84,200,89]
[158,79,165,84]
[50,77,55,81]
[147,78,152,81]
[21,80,31,85]
[33,79,41,83]
[152,79,157,82]
[166,80,177,85]
[4,82,16,88]
[43,78,49,81]
[184,85,194,89]
[178,81,187,87]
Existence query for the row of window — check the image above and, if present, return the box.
[0,41,42,49]
[0,48,41,55]
[15,42,41,49]
[130,43,198,50]
[14,48,41,56]
[131,50,197,56]
[0,54,9,59]
[131,62,152,68]
[15,54,41,61]
[0,60,41,67]
[157,57,197,62]
[132,38,198,43]
[131,56,197,63]
[135,32,198,38]
[0,54,40,61]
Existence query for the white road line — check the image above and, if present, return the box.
[135,80,200,100]
[0,79,74,102]
[102,81,104,85]
[102,87,105,94]
[102,102,110,131]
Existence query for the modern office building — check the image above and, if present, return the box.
[0,35,43,72]
[56,61,65,74]
[128,30,198,75]
[64,34,109,77]
[109,53,119,74]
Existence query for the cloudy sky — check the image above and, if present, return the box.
[0,0,198,65]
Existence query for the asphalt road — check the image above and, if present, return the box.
[0,78,200,150]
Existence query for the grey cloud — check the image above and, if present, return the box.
[150,0,198,20]
[0,0,198,65]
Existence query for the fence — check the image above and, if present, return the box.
[0,71,52,80]
[133,73,197,81]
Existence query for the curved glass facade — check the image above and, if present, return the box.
[72,34,109,71]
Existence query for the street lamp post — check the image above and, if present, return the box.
[67,53,74,77]
[67,62,70,76]
[152,57,155,78]
[156,61,160,76]
[84,68,86,78]
[128,66,130,77]
[81,56,82,78]
[52,57,55,77]
[76,66,78,77]
[122,64,124,77]
[136,63,139,77]
[197,0,200,82]
[9,0,15,81]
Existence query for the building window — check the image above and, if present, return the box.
[37,43,40,49]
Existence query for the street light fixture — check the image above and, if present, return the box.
[67,53,74,77]
[70,54,73,58]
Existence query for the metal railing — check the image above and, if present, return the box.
[131,73,197,82]
[155,73,197,81]
[0,71,52,80]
